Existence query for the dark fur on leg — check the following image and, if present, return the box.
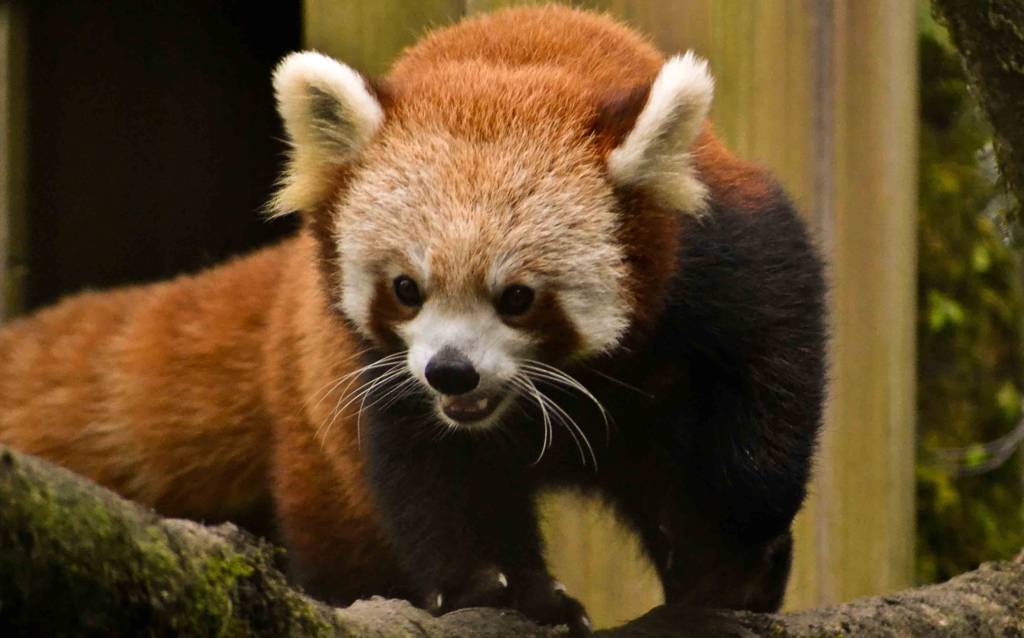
[361,384,591,634]
[593,184,824,612]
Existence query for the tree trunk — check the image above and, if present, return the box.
[1,446,1021,637]
[933,0,1024,206]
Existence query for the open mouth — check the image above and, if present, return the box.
[440,392,502,424]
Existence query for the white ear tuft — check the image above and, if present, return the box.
[270,51,385,215]
[606,52,714,214]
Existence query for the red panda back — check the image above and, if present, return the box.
[390,5,663,94]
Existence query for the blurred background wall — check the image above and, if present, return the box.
[1,2,301,314]
[4,0,1020,632]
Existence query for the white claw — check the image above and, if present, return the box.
[497,572,508,588]
[435,593,444,609]
[580,615,592,630]
[552,580,567,593]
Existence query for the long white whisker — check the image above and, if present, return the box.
[522,374,595,469]
[517,376,553,466]
[318,364,401,439]
[540,392,587,468]
[322,356,408,415]
[310,375,352,412]
[521,361,610,423]
[534,381,597,470]
[521,360,611,445]
[315,351,408,446]
[355,370,406,446]
[334,366,407,417]
[523,367,611,448]
[583,365,654,399]
[510,376,550,465]
[307,347,376,410]
[377,376,422,412]
[358,373,419,417]
[322,352,409,416]
[330,366,405,449]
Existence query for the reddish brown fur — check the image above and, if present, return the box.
[367,278,416,349]
[511,292,583,361]
[0,5,777,599]
[694,124,778,209]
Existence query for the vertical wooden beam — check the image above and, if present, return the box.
[826,0,917,602]
[303,0,464,76]
[0,4,26,319]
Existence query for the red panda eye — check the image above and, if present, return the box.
[497,285,535,316]
[393,276,422,307]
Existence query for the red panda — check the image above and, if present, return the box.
[0,6,825,635]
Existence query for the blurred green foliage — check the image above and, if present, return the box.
[916,5,1024,583]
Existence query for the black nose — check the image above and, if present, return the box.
[425,347,479,395]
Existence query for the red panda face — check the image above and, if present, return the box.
[271,49,713,430]
[333,127,631,429]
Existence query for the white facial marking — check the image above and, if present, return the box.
[396,300,533,429]
[336,242,432,342]
[401,302,529,390]
[337,257,376,332]
[559,284,629,355]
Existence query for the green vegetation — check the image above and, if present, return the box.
[916,6,1024,583]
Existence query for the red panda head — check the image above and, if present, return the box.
[270,45,713,429]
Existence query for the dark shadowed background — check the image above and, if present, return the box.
[23,1,298,309]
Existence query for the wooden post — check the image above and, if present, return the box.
[0,4,26,319]
[303,0,463,76]
[824,0,917,603]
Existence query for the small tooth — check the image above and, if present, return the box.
[475,398,488,410]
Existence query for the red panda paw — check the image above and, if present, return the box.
[513,570,592,638]
[427,565,511,612]
[429,567,592,637]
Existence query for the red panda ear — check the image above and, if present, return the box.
[601,52,714,215]
[591,84,652,152]
[270,51,386,216]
